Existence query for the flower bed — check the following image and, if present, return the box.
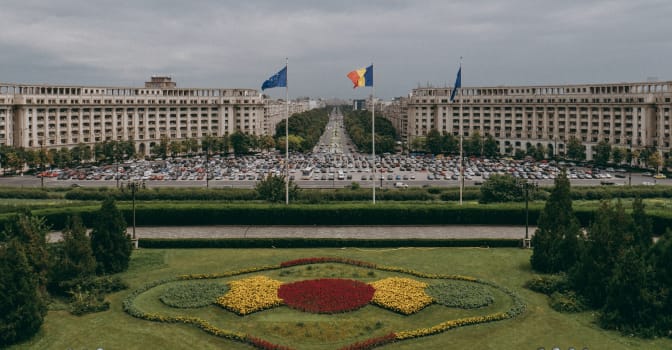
[216,276,284,315]
[369,277,433,315]
[426,280,494,309]
[160,281,229,308]
[278,278,375,314]
[124,257,526,350]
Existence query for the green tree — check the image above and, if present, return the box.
[570,200,633,308]
[600,246,656,335]
[255,174,299,203]
[631,197,653,252]
[90,198,131,275]
[0,239,46,347]
[483,135,499,158]
[530,169,580,273]
[442,133,459,155]
[648,229,672,333]
[48,215,96,293]
[258,135,276,152]
[230,131,250,155]
[465,131,483,157]
[410,137,426,153]
[566,136,586,161]
[611,146,626,165]
[594,140,612,165]
[1,211,50,293]
[425,129,443,155]
[169,140,183,157]
[151,136,169,158]
[277,135,305,153]
[647,151,662,172]
[478,174,525,203]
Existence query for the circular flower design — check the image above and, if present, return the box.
[278,278,375,313]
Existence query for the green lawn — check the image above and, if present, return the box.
[10,248,672,350]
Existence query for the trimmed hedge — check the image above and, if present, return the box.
[64,187,257,201]
[138,238,522,249]
[59,184,672,203]
[3,202,670,234]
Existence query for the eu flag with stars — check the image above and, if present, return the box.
[450,66,461,103]
[261,66,287,90]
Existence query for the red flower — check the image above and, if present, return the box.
[278,279,375,314]
[337,333,397,350]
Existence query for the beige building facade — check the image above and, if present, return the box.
[0,77,265,155]
[404,81,672,160]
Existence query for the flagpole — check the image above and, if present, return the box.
[458,58,463,206]
[285,57,289,205]
[371,65,376,205]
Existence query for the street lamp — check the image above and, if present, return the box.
[126,179,143,249]
[628,137,633,186]
[39,137,45,190]
[520,180,538,248]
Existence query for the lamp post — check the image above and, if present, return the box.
[127,179,142,249]
[39,136,45,190]
[628,138,632,186]
[520,180,537,248]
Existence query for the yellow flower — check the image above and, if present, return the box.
[369,277,433,315]
[216,276,283,315]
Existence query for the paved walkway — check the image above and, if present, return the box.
[130,225,536,240]
[49,225,537,242]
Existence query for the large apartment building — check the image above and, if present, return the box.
[0,76,266,155]
[393,80,672,160]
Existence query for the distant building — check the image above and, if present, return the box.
[0,77,265,155]
[403,81,672,161]
[263,98,326,135]
[353,99,366,110]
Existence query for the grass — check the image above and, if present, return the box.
[10,247,672,350]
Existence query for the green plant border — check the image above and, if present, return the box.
[123,257,526,350]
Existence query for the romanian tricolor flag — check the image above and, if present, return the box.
[346,65,373,88]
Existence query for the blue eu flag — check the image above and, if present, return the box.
[261,66,287,90]
[450,66,461,103]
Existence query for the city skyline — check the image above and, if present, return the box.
[1,0,671,99]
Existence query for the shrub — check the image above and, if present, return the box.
[549,291,587,313]
[68,287,110,316]
[160,281,229,308]
[426,280,495,309]
[524,274,569,295]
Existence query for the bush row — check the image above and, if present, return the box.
[60,184,672,202]
[138,238,521,249]
[5,202,671,234]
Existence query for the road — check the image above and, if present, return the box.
[1,173,668,189]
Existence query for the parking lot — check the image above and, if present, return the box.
[6,109,671,189]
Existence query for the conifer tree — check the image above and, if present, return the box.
[530,169,580,273]
[647,229,672,333]
[49,215,96,292]
[601,246,655,334]
[631,197,653,252]
[571,200,633,308]
[1,211,50,293]
[0,239,46,346]
[90,198,131,274]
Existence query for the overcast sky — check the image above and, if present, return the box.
[1,0,671,99]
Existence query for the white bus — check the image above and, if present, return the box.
[301,166,313,180]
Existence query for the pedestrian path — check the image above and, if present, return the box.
[131,225,536,240]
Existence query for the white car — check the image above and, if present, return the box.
[394,182,408,188]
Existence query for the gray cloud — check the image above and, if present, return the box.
[0,0,671,98]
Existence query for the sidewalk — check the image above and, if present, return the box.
[129,225,536,240]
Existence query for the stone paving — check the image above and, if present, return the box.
[130,225,537,240]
